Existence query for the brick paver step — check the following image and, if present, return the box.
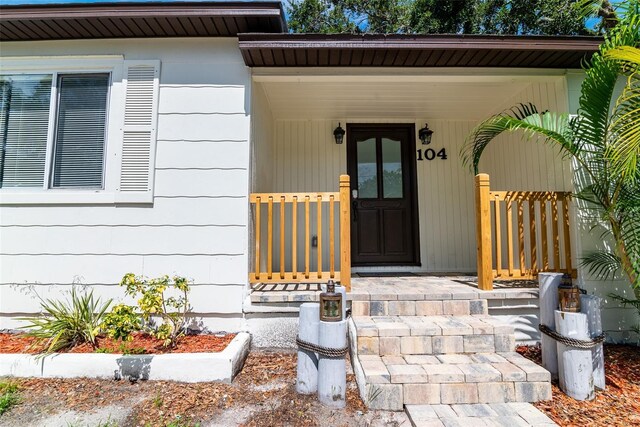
[356,353,551,407]
[405,403,557,426]
[359,353,550,386]
[354,315,515,356]
[351,299,489,317]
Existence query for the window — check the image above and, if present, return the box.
[0,73,110,189]
[0,58,160,205]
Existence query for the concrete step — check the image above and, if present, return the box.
[351,299,489,317]
[354,315,515,356]
[354,353,551,410]
[405,403,557,426]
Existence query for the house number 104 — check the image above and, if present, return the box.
[417,148,447,161]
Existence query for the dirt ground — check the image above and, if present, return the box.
[0,351,409,427]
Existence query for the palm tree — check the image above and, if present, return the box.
[461,1,640,299]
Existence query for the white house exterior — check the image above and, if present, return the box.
[0,2,637,343]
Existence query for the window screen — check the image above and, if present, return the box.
[0,75,52,188]
[51,74,109,188]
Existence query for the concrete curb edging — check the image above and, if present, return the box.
[0,332,251,383]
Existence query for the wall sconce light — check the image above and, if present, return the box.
[333,123,345,145]
[418,123,433,145]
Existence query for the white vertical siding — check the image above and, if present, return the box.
[0,39,251,330]
[478,80,573,191]
[262,81,574,273]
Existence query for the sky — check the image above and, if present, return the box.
[0,0,614,31]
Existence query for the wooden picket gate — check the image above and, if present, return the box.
[475,173,576,290]
[249,175,351,291]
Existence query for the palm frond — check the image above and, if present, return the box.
[462,104,573,174]
[581,251,622,280]
[574,13,640,160]
[609,292,640,310]
[605,46,640,68]
[607,71,640,182]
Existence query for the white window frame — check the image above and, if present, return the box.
[0,56,126,205]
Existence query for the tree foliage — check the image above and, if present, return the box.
[287,0,616,34]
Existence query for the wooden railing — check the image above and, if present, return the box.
[475,173,576,290]
[249,175,351,291]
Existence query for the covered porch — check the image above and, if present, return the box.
[246,36,589,293]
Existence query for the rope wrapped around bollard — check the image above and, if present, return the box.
[296,335,349,358]
[539,324,606,349]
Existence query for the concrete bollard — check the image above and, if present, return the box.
[555,310,595,401]
[581,294,605,390]
[296,303,320,394]
[539,272,563,379]
[317,319,347,408]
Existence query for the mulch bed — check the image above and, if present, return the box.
[517,344,640,427]
[0,332,235,354]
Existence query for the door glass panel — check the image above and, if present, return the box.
[382,137,403,198]
[357,137,378,198]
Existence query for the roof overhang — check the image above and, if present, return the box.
[239,34,602,68]
[0,2,287,41]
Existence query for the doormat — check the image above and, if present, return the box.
[356,272,418,277]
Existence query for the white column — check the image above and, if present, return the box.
[539,272,563,379]
[555,310,595,401]
[581,294,605,390]
[296,303,320,394]
[317,319,347,408]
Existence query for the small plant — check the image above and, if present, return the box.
[0,381,20,415]
[120,344,146,355]
[20,287,112,354]
[120,273,192,348]
[165,415,200,427]
[366,384,383,404]
[152,392,163,408]
[102,304,141,342]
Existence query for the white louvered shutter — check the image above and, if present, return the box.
[117,60,160,202]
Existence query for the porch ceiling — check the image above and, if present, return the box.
[258,79,537,120]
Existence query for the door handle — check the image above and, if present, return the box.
[352,201,358,222]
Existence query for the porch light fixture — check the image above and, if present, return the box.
[419,123,433,145]
[333,123,345,145]
[558,273,581,313]
[319,280,343,322]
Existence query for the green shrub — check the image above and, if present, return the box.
[102,304,141,342]
[21,287,112,354]
[0,381,20,415]
[119,273,192,348]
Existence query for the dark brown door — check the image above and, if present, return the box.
[347,124,420,266]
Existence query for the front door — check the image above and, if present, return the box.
[347,124,420,266]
